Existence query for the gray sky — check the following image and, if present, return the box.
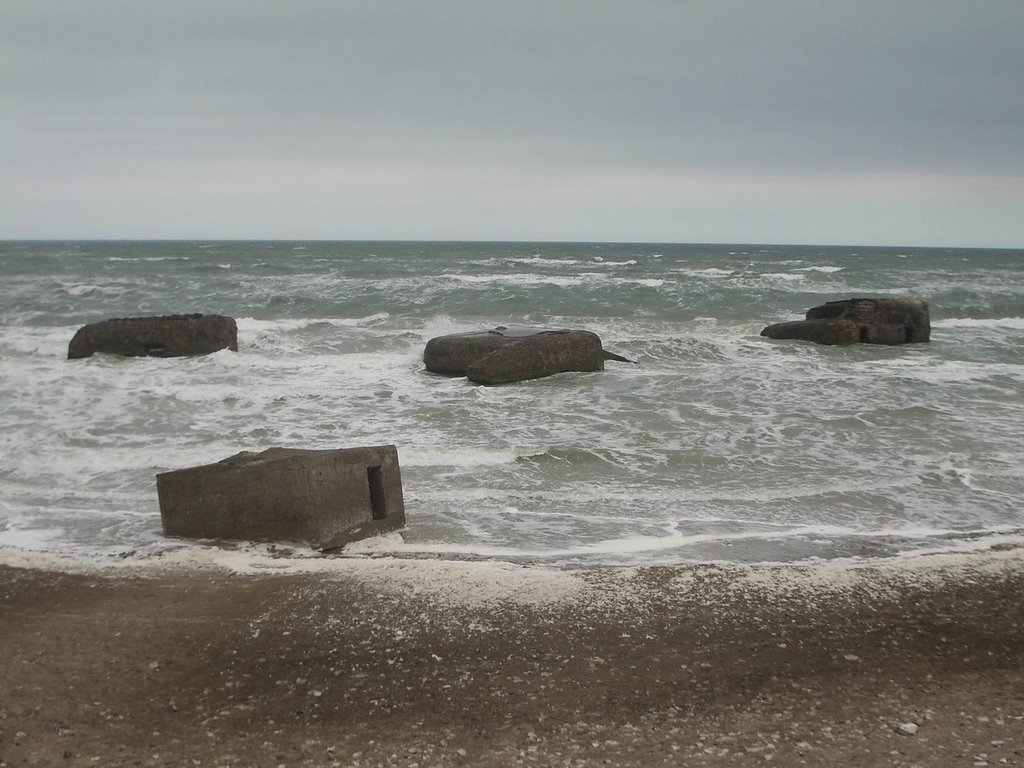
[2,1,1022,246]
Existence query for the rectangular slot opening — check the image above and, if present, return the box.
[367,466,387,520]
[904,326,914,342]
[859,327,870,343]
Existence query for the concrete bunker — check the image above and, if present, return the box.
[760,298,930,346]
[156,445,405,550]
[424,326,634,385]
[68,313,238,359]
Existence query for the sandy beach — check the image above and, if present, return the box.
[1,545,1022,767]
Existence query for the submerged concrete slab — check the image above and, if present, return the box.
[424,326,628,384]
[761,298,930,346]
[423,328,516,376]
[466,330,605,385]
[156,445,405,549]
[759,318,860,346]
[68,313,238,359]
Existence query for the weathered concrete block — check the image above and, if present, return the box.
[466,330,605,385]
[68,313,238,359]
[759,318,860,345]
[156,446,405,549]
[425,326,629,385]
[761,298,930,346]
[423,330,513,376]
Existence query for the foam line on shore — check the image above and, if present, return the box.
[2,537,1022,613]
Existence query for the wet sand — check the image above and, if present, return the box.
[1,548,1022,767]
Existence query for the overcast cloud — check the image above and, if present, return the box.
[2,1,1022,246]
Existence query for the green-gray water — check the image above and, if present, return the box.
[1,241,1021,565]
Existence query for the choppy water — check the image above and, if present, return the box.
[1,240,1021,566]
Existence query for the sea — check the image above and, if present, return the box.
[1,240,1021,568]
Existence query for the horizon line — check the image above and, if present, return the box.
[1,237,1021,251]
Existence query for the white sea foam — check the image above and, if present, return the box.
[401,446,529,467]
[933,317,1024,329]
[447,273,590,287]
[341,522,996,562]
[236,313,391,333]
[859,357,1023,384]
[691,267,734,277]
[592,259,638,266]
[794,265,844,273]
[60,283,124,297]
[836,287,908,295]
[0,325,80,355]
[0,521,65,549]
[507,256,583,266]
[343,529,693,559]
[107,256,191,262]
